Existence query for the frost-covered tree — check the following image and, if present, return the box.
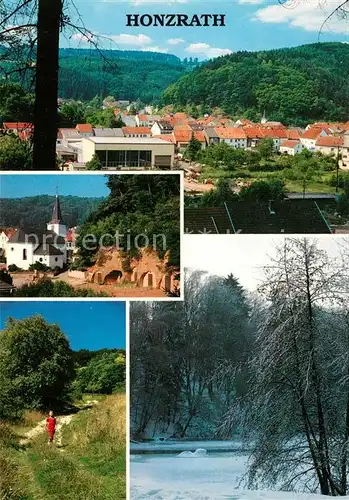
[227,238,349,495]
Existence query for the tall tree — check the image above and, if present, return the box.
[32,0,62,169]
[232,238,349,495]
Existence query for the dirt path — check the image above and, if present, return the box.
[19,400,99,447]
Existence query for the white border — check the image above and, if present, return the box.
[0,170,184,302]
[125,300,130,500]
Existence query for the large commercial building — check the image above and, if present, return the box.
[79,137,175,169]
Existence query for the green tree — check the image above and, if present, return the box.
[0,315,75,417]
[86,153,103,170]
[0,134,33,170]
[240,179,285,201]
[0,270,13,285]
[185,134,202,162]
[59,100,85,127]
[257,138,274,160]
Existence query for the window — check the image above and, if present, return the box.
[39,258,43,262]
[55,257,58,262]
[11,247,14,251]
[23,249,27,260]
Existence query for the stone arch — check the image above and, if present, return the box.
[104,269,123,284]
[139,271,155,288]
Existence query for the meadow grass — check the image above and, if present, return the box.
[0,393,126,500]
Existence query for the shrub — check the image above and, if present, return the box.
[7,264,22,272]
[29,262,50,272]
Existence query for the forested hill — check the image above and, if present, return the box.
[58,48,191,103]
[161,43,349,126]
[0,195,105,229]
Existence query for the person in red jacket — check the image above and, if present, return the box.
[46,410,57,444]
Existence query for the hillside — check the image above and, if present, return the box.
[0,46,192,103]
[161,43,349,126]
[0,195,105,229]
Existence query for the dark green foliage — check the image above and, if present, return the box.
[0,315,75,417]
[77,175,180,268]
[257,138,274,159]
[0,270,13,285]
[13,278,108,297]
[239,179,285,201]
[72,352,126,396]
[7,264,22,272]
[0,134,33,170]
[184,135,202,161]
[161,43,349,126]
[86,153,103,171]
[200,178,239,207]
[29,262,50,272]
[0,195,105,229]
[0,83,34,124]
[57,49,189,103]
[200,143,248,170]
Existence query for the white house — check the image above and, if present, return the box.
[215,127,248,149]
[280,139,304,156]
[151,120,174,136]
[136,114,161,127]
[6,196,67,270]
[0,228,17,256]
[300,128,328,151]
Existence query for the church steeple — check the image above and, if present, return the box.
[47,195,66,238]
[50,195,63,224]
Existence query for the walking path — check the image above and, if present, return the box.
[19,400,99,446]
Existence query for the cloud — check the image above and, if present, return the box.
[253,0,349,34]
[238,0,263,4]
[143,46,169,53]
[185,43,232,59]
[130,0,187,4]
[167,38,185,45]
[108,33,153,46]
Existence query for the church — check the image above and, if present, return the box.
[6,196,68,270]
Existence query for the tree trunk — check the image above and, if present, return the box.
[33,0,62,170]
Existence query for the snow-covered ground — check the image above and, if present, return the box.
[131,444,349,500]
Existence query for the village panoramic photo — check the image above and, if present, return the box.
[0,0,348,234]
[0,173,181,298]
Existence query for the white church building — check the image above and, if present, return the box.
[6,196,68,270]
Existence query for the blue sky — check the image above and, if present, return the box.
[0,301,126,350]
[62,0,349,59]
[0,175,110,198]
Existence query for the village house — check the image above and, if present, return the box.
[172,129,206,152]
[215,127,248,149]
[340,131,349,170]
[151,120,174,135]
[6,196,68,270]
[300,128,329,150]
[280,139,304,155]
[204,127,220,145]
[315,136,344,157]
[123,126,152,138]
[0,228,17,257]
[75,123,94,137]
[2,122,33,140]
[135,114,161,127]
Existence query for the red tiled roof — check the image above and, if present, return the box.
[302,128,326,140]
[315,136,344,147]
[1,228,17,238]
[286,129,301,140]
[173,130,205,143]
[76,123,93,133]
[3,122,33,130]
[152,135,176,143]
[215,127,247,139]
[123,127,151,135]
[280,139,301,149]
[260,128,287,139]
[243,127,264,139]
